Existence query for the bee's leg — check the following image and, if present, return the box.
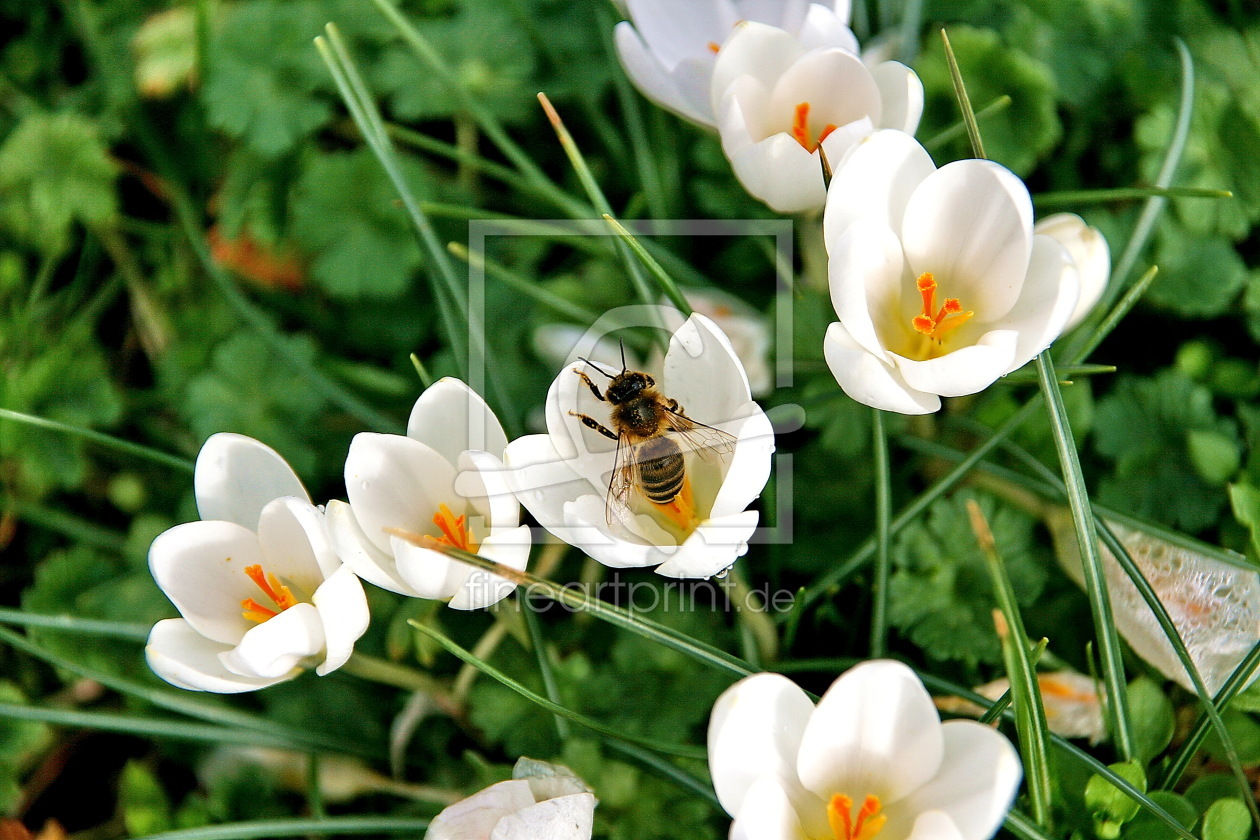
[572,370,607,402]
[664,398,685,415]
[569,411,618,441]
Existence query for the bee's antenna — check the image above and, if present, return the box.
[577,357,615,378]
[619,339,627,373]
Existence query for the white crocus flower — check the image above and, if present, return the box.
[709,661,1022,840]
[822,131,1080,414]
[146,434,369,693]
[326,378,530,610]
[711,21,922,213]
[427,759,596,840]
[615,0,857,127]
[1033,213,1110,331]
[505,312,773,580]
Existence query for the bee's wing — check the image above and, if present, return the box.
[605,431,642,528]
[664,409,737,460]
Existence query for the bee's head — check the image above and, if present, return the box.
[606,369,653,404]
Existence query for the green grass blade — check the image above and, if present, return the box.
[521,598,572,741]
[601,215,692,315]
[870,408,891,657]
[410,619,707,760]
[0,703,297,748]
[971,501,1054,828]
[1035,351,1133,759]
[605,740,721,810]
[0,624,379,759]
[1035,186,1231,207]
[130,817,430,840]
[448,242,602,324]
[0,608,150,641]
[940,28,986,159]
[923,95,1012,151]
[0,408,194,473]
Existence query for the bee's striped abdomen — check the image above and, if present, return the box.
[636,436,686,504]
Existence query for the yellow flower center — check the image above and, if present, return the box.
[911,271,973,350]
[240,564,299,623]
[828,794,886,840]
[422,503,480,553]
[791,101,838,153]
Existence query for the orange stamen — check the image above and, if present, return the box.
[707,41,721,53]
[240,564,298,623]
[652,473,699,533]
[790,101,838,153]
[911,271,974,342]
[828,793,887,840]
[424,503,480,553]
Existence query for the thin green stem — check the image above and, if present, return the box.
[870,409,892,658]
[0,608,149,641]
[940,28,985,159]
[0,703,296,748]
[123,817,429,840]
[601,215,692,315]
[0,408,194,473]
[1036,352,1132,758]
[521,599,571,741]
[1035,186,1230,208]
[923,96,1012,151]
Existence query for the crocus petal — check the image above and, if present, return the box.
[447,525,532,611]
[827,220,906,362]
[900,159,1033,321]
[563,495,667,569]
[768,49,881,142]
[711,22,805,117]
[708,409,773,520]
[220,601,324,679]
[729,777,812,840]
[311,565,369,675]
[895,721,1022,840]
[149,520,266,646]
[870,60,924,134]
[708,672,815,816]
[997,234,1080,374]
[490,793,596,840]
[428,780,538,840]
[407,377,509,465]
[796,2,858,53]
[391,536,469,601]
[614,23,714,125]
[824,321,940,414]
[455,449,521,535]
[1034,213,1110,330]
[194,433,308,529]
[325,500,416,595]
[663,313,753,426]
[344,433,457,554]
[734,0,810,30]
[726,124,829,213]
[903,811,967,840]
[891,330,1018,398]
[824,130,935,245]
[255,497,333,594]
[654,510,758,578]
[796,660,944,805]
[146,618,288,693]
[504,434,599,533]
[625,0,736,69]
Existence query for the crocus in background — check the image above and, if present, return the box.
[326,378,530,610]
[505,310,773,579]
[711,21,922,213]
[146,434,369,693]
[614,0,857,127]
[426,758,596,840]
[1033,212,1111,330]
[709,661,1022,840]
[822,130,1080,414]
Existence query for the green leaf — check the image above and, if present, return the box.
[1203,710,1260,765]
[1086,760,1147,840]
[888,490,1048,666]
[290,149,430,298]
[121,761,175,837]
[201,0,334,156]
[1093,370,1236,531]
[1228,483,1260,560]
[0,682,51,813]
[917,25,1061,175]
[1127,677,1175,764]
[0,112,119,255]
[1203,799,1251,840]
[374,0,537,124]
[1122,791,1198,840]
[1145,221,1247,317]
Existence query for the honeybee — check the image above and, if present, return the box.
[569,354,735,530]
